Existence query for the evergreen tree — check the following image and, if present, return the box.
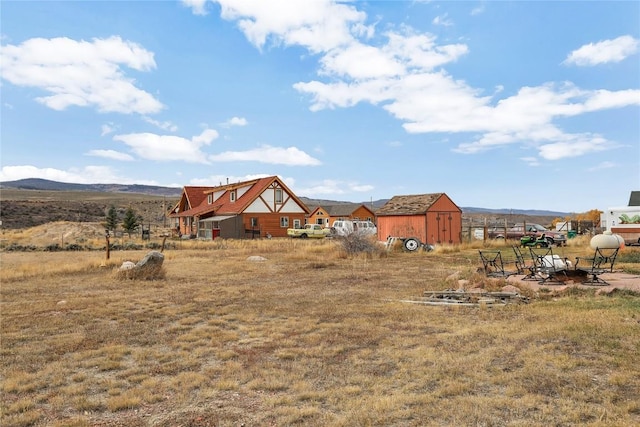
[105,205,118,232]
[122,207,141,237]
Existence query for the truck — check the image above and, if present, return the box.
[601,206,640,245]
[287,223,331,239]
[486,223,567,246]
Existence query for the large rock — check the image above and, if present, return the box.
[136,251,165,270]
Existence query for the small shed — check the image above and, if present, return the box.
[376,193,462,245]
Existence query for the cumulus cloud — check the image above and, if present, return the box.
[0,165,158,185]
[181,0,210,16]
[209,145,321,166]
[192,1,639,162]
[564,35,639,66]
[85,149,135,161]
[213,0,368,53]
[222,116,248,127]
[114,128,219,163]
[0,36,163,114]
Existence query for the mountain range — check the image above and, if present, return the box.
[0,178,571,216]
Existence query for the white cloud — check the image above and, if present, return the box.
[564,35,640,66]
[180,0,210,16]
[222,116,248,127]
[214,0,367,53]
[209,145,321,166]
[85,149,134,161]
[0,36,163,114]
[143,116,178,132]
[0,165,158,185]
[209,1,639,162]
[471,5,485,16]
[520,157,540,167]
[587,161,617,172]
[114,128,219,163]
[101,124,116,136]
[537,135,612,160]
[432,14,453,27]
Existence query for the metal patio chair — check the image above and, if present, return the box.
[479,250,517,278]
[575,247,619,286]
[529,246,570,284]
[512,245,537,281]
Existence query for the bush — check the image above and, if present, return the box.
[618,249,640,263]
[336,233,381,256]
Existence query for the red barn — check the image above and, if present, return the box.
[376,193,462,245]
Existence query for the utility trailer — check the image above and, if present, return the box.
[385,236,434,252]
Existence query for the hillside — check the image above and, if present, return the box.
[0,178,564,230]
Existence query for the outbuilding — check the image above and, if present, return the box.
[376,193,462,245]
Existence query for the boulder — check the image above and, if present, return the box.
[136,251,164,270]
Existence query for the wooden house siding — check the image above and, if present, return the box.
[240,212,307,238]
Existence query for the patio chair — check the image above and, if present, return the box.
[529,246,569,284]
[512,245,537,280]
[575,247,619,286]
[478,250,517,278]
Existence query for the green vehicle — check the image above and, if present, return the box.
[520,235,549,248]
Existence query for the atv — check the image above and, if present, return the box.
[520,234,549,248]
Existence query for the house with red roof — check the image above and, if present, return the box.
[169,176,310,239]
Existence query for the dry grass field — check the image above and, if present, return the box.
[1,232,640,426]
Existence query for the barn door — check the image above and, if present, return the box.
[435,212,453,244]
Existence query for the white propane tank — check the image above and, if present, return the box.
[590,231,624,250]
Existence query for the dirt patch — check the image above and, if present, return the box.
[507,272,640,293]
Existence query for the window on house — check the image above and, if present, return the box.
[275,189,283,204]
[280,216,289,227]
[230,190,236,202]
[251,217,258,227]
[293,219,301,229]
[316,218,323,225]
[207,194,213,204]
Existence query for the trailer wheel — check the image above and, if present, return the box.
[403,237,421,252]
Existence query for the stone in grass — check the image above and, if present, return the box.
[247,255,267,262]
[116,251,165,280]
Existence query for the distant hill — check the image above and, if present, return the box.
[0,178,182,197]
[1,178,569,217]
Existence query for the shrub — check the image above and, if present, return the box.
[336,233,381,256]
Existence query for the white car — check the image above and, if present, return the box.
[329,220,377,236]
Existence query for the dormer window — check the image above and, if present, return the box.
[230,190,237,202]
[207,194,213,204]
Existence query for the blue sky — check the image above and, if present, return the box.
[1,0,638,212]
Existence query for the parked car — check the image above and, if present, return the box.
[352,220,377,236]
[287,224,331,239]
[487,223,566,246]
[328,220,377,237]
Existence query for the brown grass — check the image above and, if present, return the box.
[1,238,639,426]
